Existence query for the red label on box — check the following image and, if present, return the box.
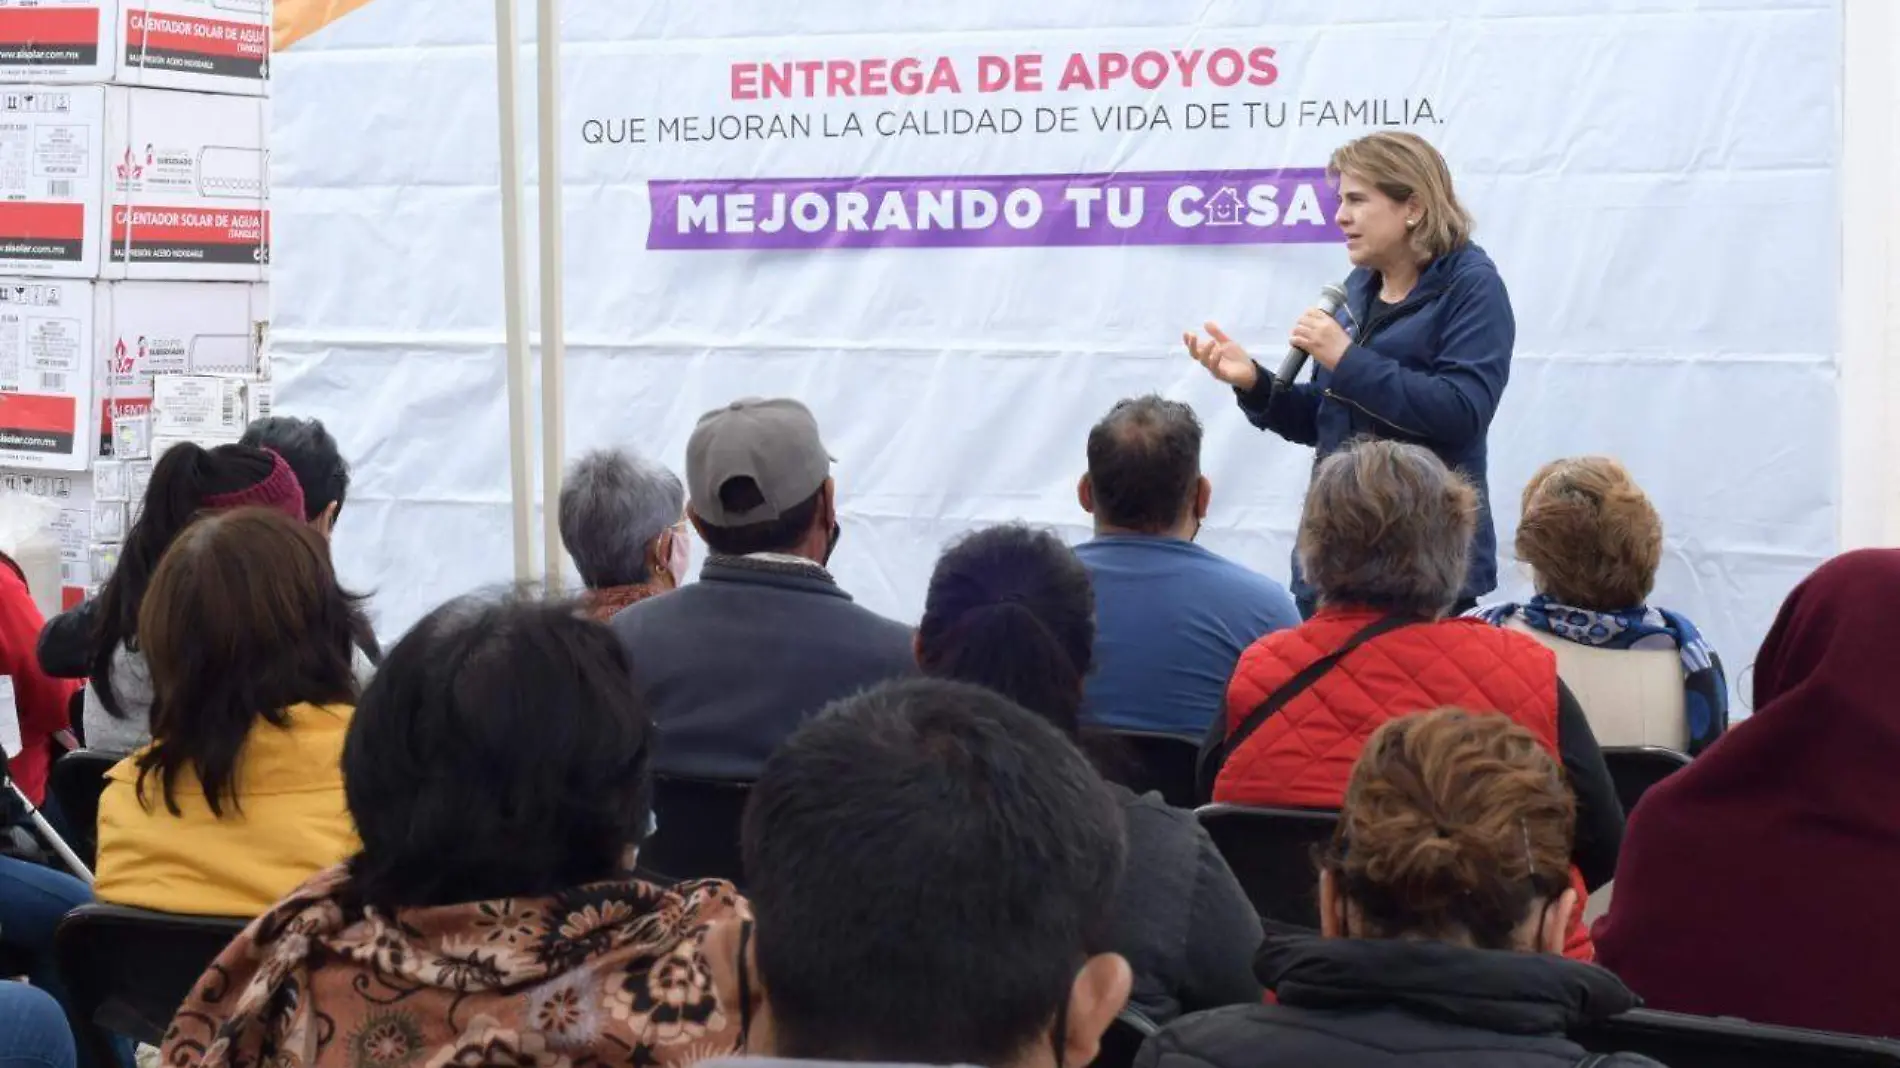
[125,10,266,78]
[0,6,101,46]
[0,201,87,261]
[0,392,77,454]
[111,204,269,265]
[99,395,150,457]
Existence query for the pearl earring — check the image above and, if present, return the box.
[1406,218,1418,228]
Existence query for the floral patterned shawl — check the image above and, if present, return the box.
[162,865,750,1068]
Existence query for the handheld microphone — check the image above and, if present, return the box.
[1274,282,1350,387]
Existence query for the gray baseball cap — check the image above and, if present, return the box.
[686,398,831,526]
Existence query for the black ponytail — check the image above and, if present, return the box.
[917,524,1096,737]
[90,442,276,718]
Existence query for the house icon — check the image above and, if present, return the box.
[1204,187,1245,226]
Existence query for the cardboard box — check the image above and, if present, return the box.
[0,276,91,470]
[0,277,258,469]
[0,0,268,95]
[94,277,260,456]
[0,85,266,279]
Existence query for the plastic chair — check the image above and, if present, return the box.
[1195,803,1338,927]
[48,750,117,868]
[639,776,753,886]
[1105,730,1202,809]
[54,903,247,1064]
[1600,746,1692,816]
[1572,1008,1900,1067]
[1095,1006,1160,1068]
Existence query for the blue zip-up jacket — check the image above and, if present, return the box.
[1234,242,1514,604]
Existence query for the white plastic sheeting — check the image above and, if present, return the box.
[274,0,1839,708]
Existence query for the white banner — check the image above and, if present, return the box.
[276,0,1839,709]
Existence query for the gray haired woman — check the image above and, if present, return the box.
[558,448,690,622]
[1200,439,1624,959]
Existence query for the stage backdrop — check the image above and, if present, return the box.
[275,0,1839,710]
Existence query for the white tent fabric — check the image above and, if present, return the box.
[274,0,1840,709]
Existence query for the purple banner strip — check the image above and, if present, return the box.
[647,168,1341,251]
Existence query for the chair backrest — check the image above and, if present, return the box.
[1195,803,1338,927]
[1094,1007,1160,1068]
[640,776,753,886]
[54,903,248,1063]
[1600,746,1692,816]
[1105,730,1202,809]
[48,749,117,868]
[1508,619,1689,750]
[1572,1009,1900,1068]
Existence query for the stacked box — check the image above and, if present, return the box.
[0,0,268,94]
[0,86,268,279]
[0,0,266,601]
[0,275,262,606]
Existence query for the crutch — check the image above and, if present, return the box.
[1,762,92,884]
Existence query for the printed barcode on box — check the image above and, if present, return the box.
[47,181,72,198]
[58,563,75,584]
[37,372,64,392]
[221,386,237,426]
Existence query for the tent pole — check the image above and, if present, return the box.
[535,0,567,588]
[493,0,534,581]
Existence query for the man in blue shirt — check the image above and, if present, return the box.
[1075,396,1300,737]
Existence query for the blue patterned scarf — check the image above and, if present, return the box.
[1470,595,1728,753]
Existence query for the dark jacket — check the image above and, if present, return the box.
[36,596,92,678]
[1137,932,1663,1068]
[1111,785,1264,1024]
[1234,243,1513,603]
[610,555,915,780]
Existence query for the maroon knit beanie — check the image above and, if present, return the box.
[203,447,306,521]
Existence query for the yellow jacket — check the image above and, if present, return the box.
[94,702,360,917]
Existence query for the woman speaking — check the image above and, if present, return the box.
[1186,132,1514,618]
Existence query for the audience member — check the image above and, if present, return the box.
[1205,439,1621,960]
[1142,710,1661,1068]
[1595,549,1900,1037]
[0,850,94,1066]
[36,443,308,755]
[1474,456,1726,753]
[612,398,912,780]
[558,447,690,621]
[0,550,78,805]
[165,593,748,1067]
[0,982,76,1068]
[1075,397,1298,736]
[93,508,360,914]
[738,679,1131,1067]
[917,524,1263,1023]
[0,507,354,1068]
[0,552,81,1051]
[240,415,385,673]
[238,416,350,534]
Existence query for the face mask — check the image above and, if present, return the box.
[665,529,691,586]
[823,521,841,565]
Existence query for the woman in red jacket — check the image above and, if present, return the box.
[0,551,76,806]
[1200,438,1621,960]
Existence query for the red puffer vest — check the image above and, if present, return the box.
[1215,606,1594,961]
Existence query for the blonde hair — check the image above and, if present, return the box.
[1325,708,1574,950]
[1516,456,1663,610]
[1329,132,1472,261]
